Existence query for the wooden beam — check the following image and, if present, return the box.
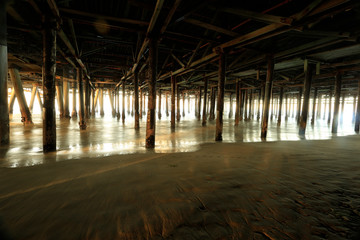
[59,7,149,26]
[219,7,292,25]
[171,52,185,68]
[184,18,239,37]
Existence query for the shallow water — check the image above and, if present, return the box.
[0,109,357,168]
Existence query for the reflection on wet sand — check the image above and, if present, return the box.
[0,112,357,168]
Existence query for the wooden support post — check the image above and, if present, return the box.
[122,84,125,122]
[340,93,345,124]
[134,70,139,130]
[108,89,115,117]
[261,55,274,139]
[63,80,70,118]
[291,94,295,118]
[296,87,303,125]
[235,80,240,126]
[85,77,90,119]
[285,93,288,121]
[140,89,143,119]
[143,92,146,115]
[182,91,185,117]
[299,63,313,135]
[158,89,162,120]
[332,72,342,133]
[36,89,42,112]
[197,86,202,120]
[188,94,190,113]
[165,92,169,117]
[131,91,134,117]
[195,93,198,117]
[277,87,284,126]
[311,87,318,125]
[55,82,64,118]
[248,90,253,119]
[29,84,37,113]
[127,91,130,114]
[42,15,57,151]
[317,94,322,119]
[177,85,181,121]
[171,74,176,130]
[145,37,157,148]
[77,68,86,129]
[228,93,233,118]
[355,80,360,132]
[243,90,248,120]
[9,68,33,124]
[116,88,120,119]
[215,49,225,141]
[352,94,356,123]
[99,87,104,117]
[257,89,262,121]
[0,0,9,144]
[8,88,16,114]
[209,87,216,120]
[202,77,208,126]
[93,88,99,117]
[328,89,333,124]
[240,89,244,121]
[71,82,77,118]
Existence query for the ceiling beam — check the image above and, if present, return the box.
[59,7,149,26]
[183,18,239,37]
[218,7,293,25]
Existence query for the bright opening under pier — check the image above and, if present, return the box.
[1,0,360,239]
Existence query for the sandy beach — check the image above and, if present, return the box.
[1,135,359,239]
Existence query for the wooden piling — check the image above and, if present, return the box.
[244,90,248,120]
[311,87,318,125]
[63,80,70,118]
[317,94,322,119]
[122,84,125,122]
[209,87,216,120]
[0,0,9,144]
[327,89,333,124]
[257,88,262,121]
[235,80,240,126]
[71,83,77,118]
[9,68,33,124]
[261,55,274,139]
[134,70,139,130]
[158,89,162,120]
[108,89,115,117]
[177,85,181,121]
[93,88,99,117]
[331,72,342,133]
[340,93,345,124]
[55,82,64,118]
[165,92,168,117]
[84,77,90,119]
[140,89,143,119]
[197,86,202,120]
[202,77,208,126]
[145,37,157,148]
[285,93,288,121]
[171,74,176,130]
[29,84,37,113]
[228,93,233,118]
[182,91,185,117]
[42,15,57,151]
[248,90,253,119]
[8,88,15,114]
[100,87,104,117]
[215,49,225,141]
[296,87,303,124]
[299,63,313,135]
[77,68,86,130]
[277,87,284,126]
[355,80,360,132]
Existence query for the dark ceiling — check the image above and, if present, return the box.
[6,0,360,95]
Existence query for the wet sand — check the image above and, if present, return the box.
[0,134,359,239]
